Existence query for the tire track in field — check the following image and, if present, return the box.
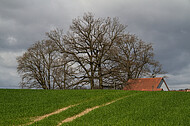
[23,103,79,126]
[21,95,107,126]
[57,94,135,126]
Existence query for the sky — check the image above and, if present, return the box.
[0,0,190,90]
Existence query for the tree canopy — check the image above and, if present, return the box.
[17,13,165,89]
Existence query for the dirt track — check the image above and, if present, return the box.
[23,103,78,126]
[21,94,135,126]
[57,95,131,126]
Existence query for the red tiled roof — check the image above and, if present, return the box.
[123,77,164,91]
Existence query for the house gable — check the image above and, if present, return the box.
[157,79,169,91]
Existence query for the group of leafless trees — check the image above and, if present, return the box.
[17,13,165,89]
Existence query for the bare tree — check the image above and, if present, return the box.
[107,34,165,87]
[17,40,73,89]
[47,13,126,89]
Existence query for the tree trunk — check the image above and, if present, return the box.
[63,63,66,89]
[90,77,94,89]
[98,63,103,89]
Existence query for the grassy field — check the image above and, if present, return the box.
[0,89,189,126]
[64,91,190,126]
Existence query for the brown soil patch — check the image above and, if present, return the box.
[57,95,131,126]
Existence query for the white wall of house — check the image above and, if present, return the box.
[160,82,169,91]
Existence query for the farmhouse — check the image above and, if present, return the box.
[123,77,170,91]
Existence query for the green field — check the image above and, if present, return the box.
[0,89,189,126]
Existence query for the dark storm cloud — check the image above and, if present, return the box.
[111,0,190,74]
[0,0,190,89]
[0,0,78,51]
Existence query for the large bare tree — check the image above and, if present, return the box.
[47,13,126,89]
[17,40,74,89]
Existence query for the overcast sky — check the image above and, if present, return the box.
[0,0,190,89]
